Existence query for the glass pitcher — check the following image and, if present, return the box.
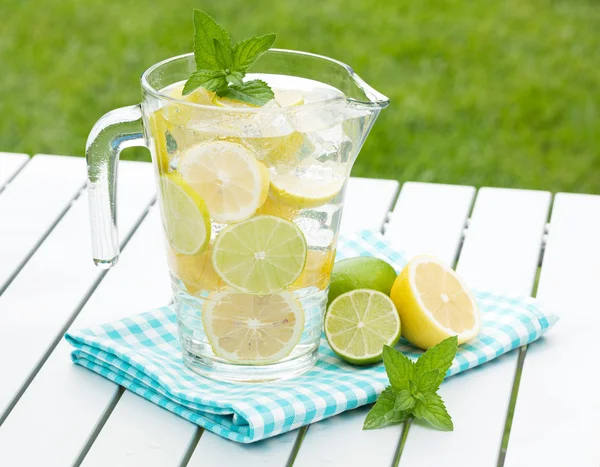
[86,49,388,382]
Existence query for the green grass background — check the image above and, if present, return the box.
[2,0,599,193]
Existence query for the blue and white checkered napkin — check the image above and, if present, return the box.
[65,230,558,443]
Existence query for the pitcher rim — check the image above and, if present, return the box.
[140,49,389,112]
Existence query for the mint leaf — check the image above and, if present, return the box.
[413,393,454,431]
[187,10,276,105]
[364,338,458,432]
[219,80,274,106]
[183,70,227,95]
[226,71,244,86]
[193,10,231,70]
[382,345,415,391]
[232,34,277,72]
[416,369,441,394]
[393,390,416,412]
[415,336,457,389]
[213,38,232,70]
[165,131,177,154]
[363,387,409,430]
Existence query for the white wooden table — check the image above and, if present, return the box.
[0,152,597,467]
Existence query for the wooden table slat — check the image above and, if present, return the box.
[0,153,29,190]
[505,193,600,467]
[293,182,476,467]
[399,187,550,467]
[0,159,157,466]
[0,155,85,292]
[384,182,476,263]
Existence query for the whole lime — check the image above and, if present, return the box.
[327,257,398,305]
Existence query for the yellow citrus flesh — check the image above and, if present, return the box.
[255,194,299,220]
[247,131,305,166]
[270,159,345,209]
[166,244,226,296]
[163,84,216,127]
[203,292,304,364]
[212,95,258,108]
[274,90,304,107]
[177,141,270,223]
[148,110,172,174]
[291,249,335,290]
[390,255,480,349]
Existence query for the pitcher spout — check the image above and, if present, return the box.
[347,72,390,110]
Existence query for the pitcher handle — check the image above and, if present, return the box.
[86,104,147,269]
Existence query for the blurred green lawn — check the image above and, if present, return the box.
[2,0,599,193]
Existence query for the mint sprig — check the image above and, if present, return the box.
[363,336,458,432]
[183,10,276,105]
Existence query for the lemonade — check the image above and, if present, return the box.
[153,75,360,381]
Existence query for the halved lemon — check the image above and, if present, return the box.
[203,291,304,364]
[177,141,270,223]
[159,174,211,255]
[390,255,480,349]
[212,215,307,294]
[270,160,345,208]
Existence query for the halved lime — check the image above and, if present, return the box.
[325,289,401,365]
[212,215,307,294]
[159,174,211,255]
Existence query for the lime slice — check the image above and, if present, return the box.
[325,289,401,365]
[178,141,270,223]
[203,291,304,364]
[270,160,345,208]
[390,255,480,349]
[212,215,307,294]
[159,174,211,255]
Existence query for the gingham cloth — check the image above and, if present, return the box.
[65,230,558,443]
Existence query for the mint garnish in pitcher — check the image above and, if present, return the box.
[183,10,276,106]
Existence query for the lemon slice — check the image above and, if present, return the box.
[390,255,480,349]
[212,95,258,108]
[148,110,172,174]
[255,194,299,220]
[166,244,226,296]
[159,174,211,255]
[274,90,304,107]
[177,141,270,223]
[325,289,401,365]
[162,84,216,127]
[203,291,304,364]
[291,249,335,290]
[270,160,345,208]
[212,215,307,294]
